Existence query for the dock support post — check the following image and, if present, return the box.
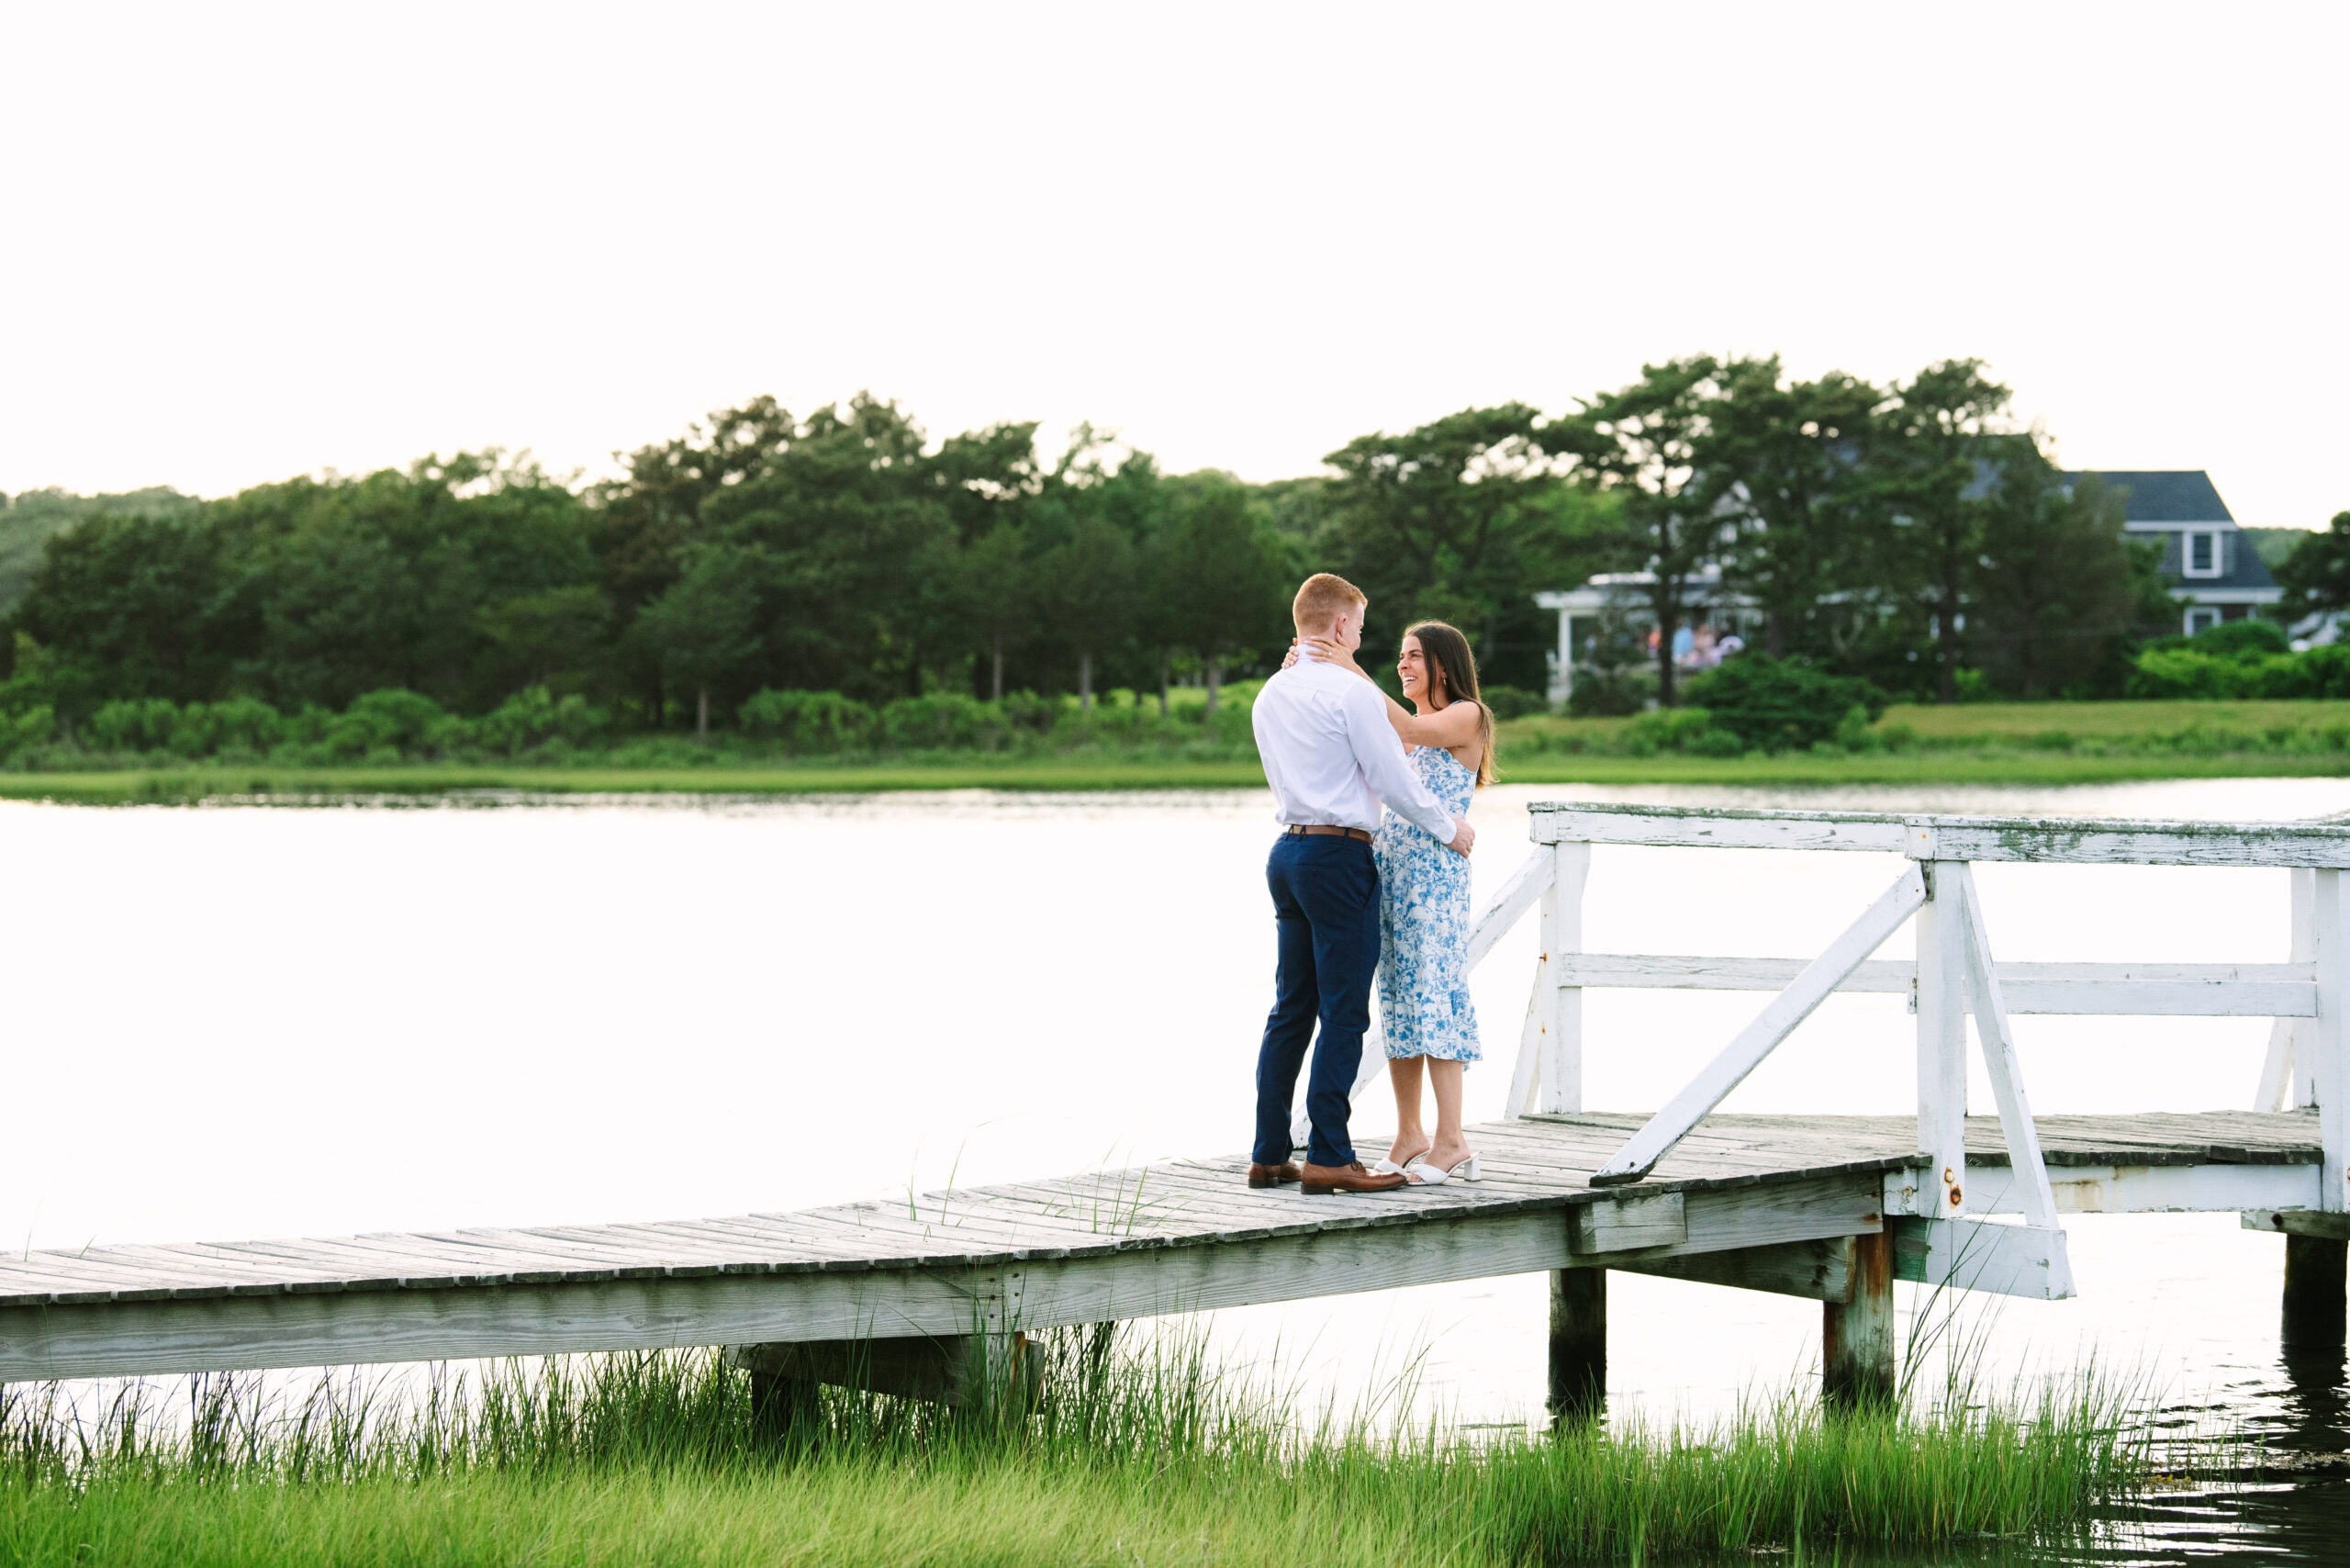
[747,1367,823,1442]
[2283,1236,2348,1350]
[1547,1267,1606,1423]
[1822,1231,1895,1406]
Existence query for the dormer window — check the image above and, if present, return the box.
[2182,531,2223,578]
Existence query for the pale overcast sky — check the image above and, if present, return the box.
[3,3,2344,526]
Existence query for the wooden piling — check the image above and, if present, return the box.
[1822,1230,1895,1406]
[747,1368,823,1441]
[2282,1235,2348,1350]
[1547,1267,1606,1423]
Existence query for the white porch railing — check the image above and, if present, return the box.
[1307,803,2350,1302]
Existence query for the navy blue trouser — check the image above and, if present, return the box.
[1254,832,1381,1169]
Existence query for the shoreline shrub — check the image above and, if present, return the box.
[322,689,449,762]
[475,687,610,756]
[878,693,1008,751]
[737,689,877,754]
[1682,655,1886,754]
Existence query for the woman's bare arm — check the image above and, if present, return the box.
[1304,638,1485,750]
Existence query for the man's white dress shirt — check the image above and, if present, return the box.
[1251,658,1462,846]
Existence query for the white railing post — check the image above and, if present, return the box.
[1536,840,1591,1114]
[2257,868,2315,1112]
[2313,868,2348,1212]
[1916,861,1970,1218]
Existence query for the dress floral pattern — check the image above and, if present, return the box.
[1374,745,1481,1062]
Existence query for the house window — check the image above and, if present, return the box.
[2183,531,2222,578]
[2185,606,2221,635]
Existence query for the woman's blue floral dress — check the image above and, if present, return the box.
[1374,745,1481,1062]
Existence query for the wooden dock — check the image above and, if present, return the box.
[8,802,2350,1407]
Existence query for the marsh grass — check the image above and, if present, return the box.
[0,1325,2206,1566]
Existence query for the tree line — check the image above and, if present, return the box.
[0,358,2232,737]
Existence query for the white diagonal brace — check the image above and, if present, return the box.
[1507,948,1548,1117]
[1590,864,1929,1186]
[1951,863,2061,1231]
[1464,849,1555,971]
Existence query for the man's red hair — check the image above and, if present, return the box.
[1292,572,1365,632]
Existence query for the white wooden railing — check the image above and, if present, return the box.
[1307,803,2350,1302]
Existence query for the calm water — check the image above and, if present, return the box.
[7,777,2350,1560]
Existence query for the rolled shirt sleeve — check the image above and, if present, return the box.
[1341,679,1460,845]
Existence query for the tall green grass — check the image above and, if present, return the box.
[0,1327,2198,1566]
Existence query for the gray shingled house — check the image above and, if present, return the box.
[2066,469,2279,635]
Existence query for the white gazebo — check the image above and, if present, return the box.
[1535,568,1757,705]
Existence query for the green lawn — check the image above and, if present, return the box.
[5,700,2349,803]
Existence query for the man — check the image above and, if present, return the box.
[1248,573,1474,1195]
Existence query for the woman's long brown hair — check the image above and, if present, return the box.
[1404,620,1496,786]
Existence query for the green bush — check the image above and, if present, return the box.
[999,691,1059,734]
[88,697,181,753]
[2124,644,2331,700]
[1681,655,1886,754]
[1480,684,1547,721]
[737,689,877,754]
[1616,707,1727,756]
[2178,618,2289,657]
[187,696,285,757]
[2300,644,2350,698]
[878,693,1008,751]
[0,703,52,763]
[323,689,450,761]
[2125,620,2307,699]
[476,687,611,756]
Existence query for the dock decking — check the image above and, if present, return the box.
[0,1110,2322,1383]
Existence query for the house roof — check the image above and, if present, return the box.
[2065,470,2236,525]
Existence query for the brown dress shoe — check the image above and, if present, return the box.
[1300,1159,1407,1195]
[1247,1161,1303,1189]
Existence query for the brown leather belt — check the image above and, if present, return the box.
[1285,824,1372,842]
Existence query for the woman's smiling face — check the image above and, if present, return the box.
[1397,633,1436,703]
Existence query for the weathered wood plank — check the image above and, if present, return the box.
[2,1108,2322,1360]
[1570,1193,1685,1254]
[1614,1237,1856,1303]
[1527,801,2350,868]
[1534,804,1920,855]
[1965,1161,2319,1216]
[0,1170,1889,1378]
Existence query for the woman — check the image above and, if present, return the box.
[1291,620,1494,1186]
